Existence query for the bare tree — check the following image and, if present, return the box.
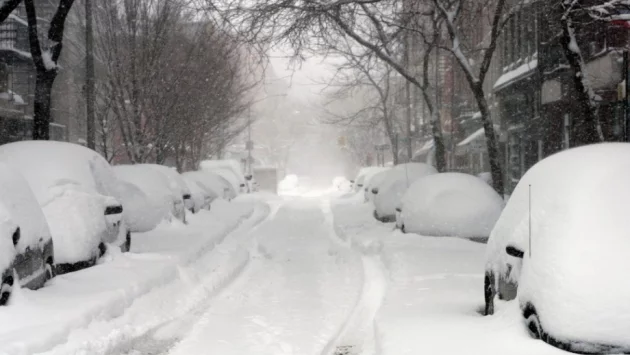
[552,0,630,145]
[213,0,450,172]
[22,0,76,140]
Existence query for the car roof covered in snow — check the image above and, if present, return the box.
[199,160,245,182]
[201,167,242,193]
[400,172,503,238]
[494,143,630,346]
[0,141,119,205]
[141,164,190,197]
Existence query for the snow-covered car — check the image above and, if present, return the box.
[353,167,389,193]
[143,164,192,219]
[199,160,247,193]
[485,143,630,352]
[0,162,54,305]
[182,171,234,200]
[396,173,503,239]
[113,164,186,224]
[182,175,212,213]
[364,170,390,202]
[116,179,162,233]
[332,176,352,192]
[371,163,437,222]
[0,141,129,274]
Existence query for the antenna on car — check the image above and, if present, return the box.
[529,184,532,258]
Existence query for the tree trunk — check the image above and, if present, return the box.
[32,70,57,140]
[559,13,601,146]
[473,83,504,196]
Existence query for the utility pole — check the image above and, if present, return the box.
[247,107,252,174]
[85,0,95,149]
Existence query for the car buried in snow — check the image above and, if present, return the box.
[142,164,193,220]
[371,163,437,222]
[0,141,130,275]
[485,143,630,353]
[0,162,54,306]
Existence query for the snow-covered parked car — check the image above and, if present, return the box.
[116,180,162,233]
[353,167,389,193]
[182,171,235,201]
[0,141,130,274]
[371,163,437,222]
[114,164,186,224]
[364,169,390,202]
[143,164,192,218]
[0,162,54,305]
[199,160,247,193]
[485,143,630,353]
[396,173,503,239]
[182,175,212,213]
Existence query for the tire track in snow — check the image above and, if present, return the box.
[321,200,388,355]
[38,201,277,355]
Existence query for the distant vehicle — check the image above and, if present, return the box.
[0,162,54,305]
[371,163,437,222]
[485,143,630,353]
[114,164,186,224]
[396,173,503,240]
[199,160,247,194]
[0,141,129,275]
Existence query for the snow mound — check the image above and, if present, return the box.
[399,173,503,238]
[373,163,437,219]
[489,143,630,348]
[279,174,299,191]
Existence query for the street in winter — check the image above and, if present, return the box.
[0,0,630,354]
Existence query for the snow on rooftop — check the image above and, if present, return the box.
[493,59,537,90]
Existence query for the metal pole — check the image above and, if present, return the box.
[625,50,629,142]
[85,0,95,149]
[247,107,252,174]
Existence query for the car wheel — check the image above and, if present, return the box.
[123,230,131,252]
[0,273,14,306]
[484,272,495,316]
[98,242,107,258]
[44,257,55,281]
[526,312,543,339]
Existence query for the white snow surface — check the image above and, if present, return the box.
[494,59,538,89]
[399,173,503,238]
[492,143,630,348]
[143,164,190,198]
[373,163,438,219]
[278,174,299,192]
[0,197,265,354]
[352,167,389,191]
[331,198,564,355]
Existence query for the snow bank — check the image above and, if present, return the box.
[113,165,178,224]
[489,143,630,348]
[399,173,503,238]
[373,163,438,219]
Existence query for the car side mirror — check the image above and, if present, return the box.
[372,187,379,195]
[506,245,524,258]
[350,180,355,184]
[12,227,20,247]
